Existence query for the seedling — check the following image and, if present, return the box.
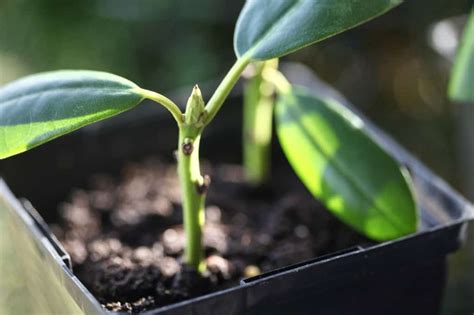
[0,0,417,272]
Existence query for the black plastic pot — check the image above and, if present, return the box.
[1,66,472,315]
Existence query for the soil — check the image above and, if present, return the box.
[52,157,371,313]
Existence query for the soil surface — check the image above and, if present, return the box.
[52,157,370,313]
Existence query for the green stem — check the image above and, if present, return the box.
[204,53,252,126]
[178,125,206,271]
[243,60,278,184]
[142,53,259,271]
[140,88,183,125]
[261,67,292,95]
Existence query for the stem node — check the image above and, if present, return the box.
[196,175,211,195]
[182,138,194,155]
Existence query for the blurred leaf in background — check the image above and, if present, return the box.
[276,86,417,241]
[0,0,242,92]
[449,8,474,104]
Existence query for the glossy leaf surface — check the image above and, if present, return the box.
[0,70,145,159]
[235,0,402,60]
[449,9,474,103]
[275,86,417,240]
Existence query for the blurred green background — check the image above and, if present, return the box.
[0,0,472,314]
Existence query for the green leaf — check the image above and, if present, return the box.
[449,8,474,103]
[235,0,402,60]
[275,86,417,240]
[0,70,145,159]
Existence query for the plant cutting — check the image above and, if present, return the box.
[0,0,417,280]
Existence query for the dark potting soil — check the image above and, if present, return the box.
[52,157,371,313]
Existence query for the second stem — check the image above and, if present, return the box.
[243,59,278,185]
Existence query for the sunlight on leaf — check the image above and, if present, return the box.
[0,70,146,159]
[275,86,418,240]
[235,0,402,60]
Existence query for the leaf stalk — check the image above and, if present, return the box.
[140,88,183,125]
[204,53,252,126]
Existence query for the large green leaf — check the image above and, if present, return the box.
[449,8,474,103]
[0,70,145,159]
[234,0,402,60]
[275,86,417,240]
